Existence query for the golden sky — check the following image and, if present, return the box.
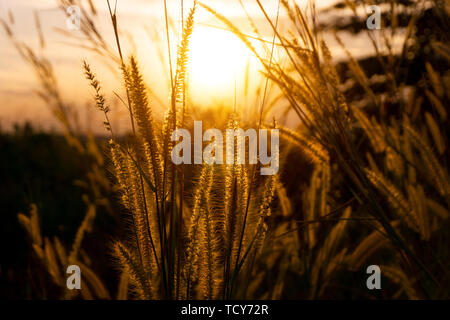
[0,0,384,133]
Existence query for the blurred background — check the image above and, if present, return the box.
[0,0,448,299]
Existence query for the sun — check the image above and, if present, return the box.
[188,26,254,103]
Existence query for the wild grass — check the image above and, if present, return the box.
[4,0,449,299]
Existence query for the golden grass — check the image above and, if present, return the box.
[6,0,450,299]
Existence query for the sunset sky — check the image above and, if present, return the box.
[0,0,389,132]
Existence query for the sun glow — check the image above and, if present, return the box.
[188,27,254,103]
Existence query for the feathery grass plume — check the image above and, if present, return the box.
[386,123,404,179]
[184,163,215,298]
[407,184,430,240]
[425,62,444,98]
[227,167,275,300]
[276,125,329,164]
[69,204,96,262]
[0,24,82,149]
[111,54,168,296]
[364,168,419,232]
[252,172,276,255]
[221,114,253,299]
[18,203,109,299]
[18,205,44,256]
[161,2,197,206]
[366,152,381,175]
[401,118,417,184]
[184,212,205,293]
[109,141,134,209]
[334,32,378,106]
[76,261,111,299]
[160,108,176,199]
[319,163,331,218]
[117,272,129,300]
[310,207,351,298]
[198,2,262,63]
[425,89,447,121]
[223,115,240,245]
[112,241,152,299]
[253,1,426,298]
[34,10,45,49]
[382,265,420,299]
[119,56,168,295]
[124,57,163,189]
[17,213,33,244]
[44,237,64,286]
[404,125,450,197]
[320,40,350,120]
[281,0,306,43]
[124,153,157,276]
[411,95,424,121]
[11,0,450,300]
[159,1,196,201]
[58,0,114,61]
[197,165,219,299]
[165,2,198,298]
[303,159,331,250]
[83,61,113,134]
[352,106,385,153]
[53,236,68,267]
[426,198,450,220]
[173,1,196,111]
[109,140,161,277]
[347,221,399,271]
[30,203,43,246]
[32,243,45,261]
[431,41,450,62]
[275,176,292,217]
[304,167,319,249]
[269,250,290,299]
[80,279,94,300]
[424,112,445,155]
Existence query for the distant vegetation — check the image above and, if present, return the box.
[1,0,449,299]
